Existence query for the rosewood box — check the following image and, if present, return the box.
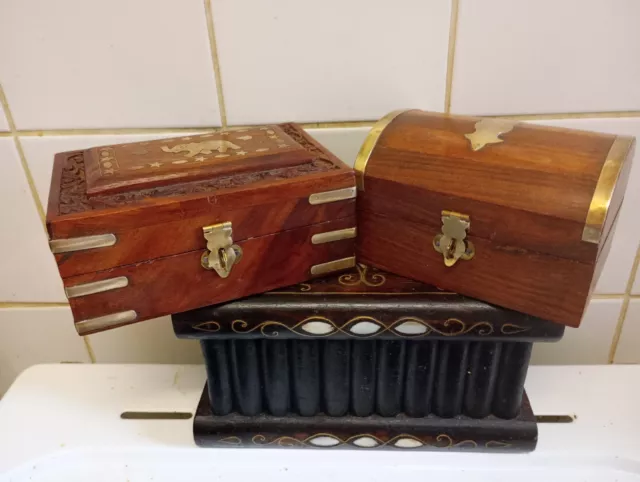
[173,265,565,452]
[354,110,635,327]
[46,125,356,335]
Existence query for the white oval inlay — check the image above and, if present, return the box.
[300,321,335,335]
[394,321,428,335]
[308,435,341,447]
[394,438,423,448]
[172,160,188,164]
[351,436,379,448]
[349,321,381,335]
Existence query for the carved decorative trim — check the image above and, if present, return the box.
[189,316,532,338]
[214,433,511,450]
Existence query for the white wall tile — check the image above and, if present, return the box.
[88,316,203,364]
[213,0,451,125]
[0,139,65,301]
[531,299,622,365]
[525,118,640,295]
[306,127,370,167]
[452,0,640,115]
[21,133,202,210]
[0,0,220,130]
[0,307,90,397]
[613,299,640,363]
[0,104,9,131]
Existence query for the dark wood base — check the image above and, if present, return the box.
[193,383,537,452]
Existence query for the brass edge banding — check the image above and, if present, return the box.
[308,186,356,205]
[310,257,356,276]
[75,310,138,335]
[583,136,635,244]
[353,110,410,191]
[311,227,357,245]
[50,233,117,254]
[65,277,129,299]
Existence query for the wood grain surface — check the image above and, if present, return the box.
[65,217,356,334]
[356,110,632,327]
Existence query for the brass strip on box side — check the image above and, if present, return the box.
[582,136,635,244]
[353,109,409,191]
[65,277,129,299]
[308,186,357,205]
[75,310,138,335]
[310,257,356,276]
[311,227,357,245]
[50,233,117,254]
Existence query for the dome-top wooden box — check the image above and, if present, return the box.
[355,110,635,327]
[46,124,356,335]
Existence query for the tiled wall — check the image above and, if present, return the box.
[1,0,639,395]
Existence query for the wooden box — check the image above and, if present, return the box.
[173,265,565,452]
[46,124,356,335]
[354,110,635,327]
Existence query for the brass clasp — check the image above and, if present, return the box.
[433,211,475,267]
[201,222,243,278]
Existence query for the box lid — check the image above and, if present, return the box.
[172,264,565,341]
[47,123,355,279]
[83,126,313,197]
[354,110,635,264]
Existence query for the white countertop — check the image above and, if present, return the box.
[0,364,639,481]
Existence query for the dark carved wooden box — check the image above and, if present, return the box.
[46,124,356,335]
[355,110,635,327]
[173,265,565,452]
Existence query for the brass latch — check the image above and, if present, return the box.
[433,211,475,267]
[201,222,243,278]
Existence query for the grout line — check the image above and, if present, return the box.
[0,301,69,308]
[0,84,47,226]
[14,127,220,137]
[3,110,640,139]
[608,242,640,363]
[591,293,626,300]
[83,337,97,363]
[491,111,640,121]
[444,0,460,113]
[204,0,228,128]
[302,120,376,129]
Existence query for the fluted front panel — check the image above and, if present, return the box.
[201,339,531,419]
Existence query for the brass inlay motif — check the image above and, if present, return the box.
[218,436,243,445]
[464,118,517,151]
[433,211,475,267]
[310,257,356,276]
[50,233,117,254]
[221,315,530,339]
[65,276,128,299]
[338,263,386,287]
[244,432,508,449]
[308,186,356,205]
[160,139,240,157]
[98,147,120,175]
[582,136,635,244]
[76,310,138,335]
[354,109,409,191]
[311,227,356,245]
[201,222,242,279]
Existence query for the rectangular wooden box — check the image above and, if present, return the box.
[354,110,635,327]
[46,124,356,335]
[173,266,561,452]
